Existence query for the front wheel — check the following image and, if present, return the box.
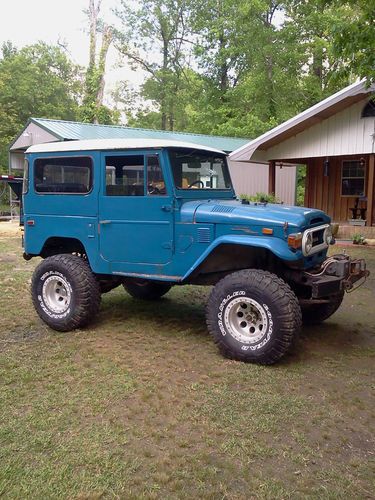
[206,269,302,364]
[31,254,101,331]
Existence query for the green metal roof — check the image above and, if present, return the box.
[30,118,249,153]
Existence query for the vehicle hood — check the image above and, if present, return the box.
[180,199,330,229]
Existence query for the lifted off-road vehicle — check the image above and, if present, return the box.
[22,139,369,364]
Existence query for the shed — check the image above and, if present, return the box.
[9,118,297,204]
[230,80,375,233]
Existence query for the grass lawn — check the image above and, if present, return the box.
[0,233,374,498]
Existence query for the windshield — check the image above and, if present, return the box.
[169,148,232,190]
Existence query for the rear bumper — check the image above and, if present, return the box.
[288,254,370,299]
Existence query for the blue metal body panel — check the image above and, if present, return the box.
[23,146,331,281]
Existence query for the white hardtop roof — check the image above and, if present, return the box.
[230,79,375,162]
[26,138,225,155]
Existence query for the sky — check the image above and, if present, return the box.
[0,0,145,104]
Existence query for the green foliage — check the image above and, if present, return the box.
[352,233,367,245]
[0,42,81,169]
[329,0,375,82]
[240,192,281,204]
[115,0,356,138]
[114,0,194,131]
[296,166,306,206]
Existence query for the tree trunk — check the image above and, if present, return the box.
[160,39,169,130]
[95,25,113,122]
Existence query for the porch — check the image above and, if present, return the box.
[268,153,375,233]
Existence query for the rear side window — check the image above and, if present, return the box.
[22,159,29,195]
[34,157,93,194]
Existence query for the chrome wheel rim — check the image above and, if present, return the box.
[42,275,71,314]
[224,297,268,344]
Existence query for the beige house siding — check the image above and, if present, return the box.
[10,122,60,170]
[11,122,59,151]
[228,160,296,205]
[255,98,375,162]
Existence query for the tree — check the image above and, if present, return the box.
[80,0,118,124]
[329,0,375,83]
[114,0,193,130]
[284,0,351,106]
[113,0,367,139]
[0,42,81,170]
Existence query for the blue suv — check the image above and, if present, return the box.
[22,139,368,364]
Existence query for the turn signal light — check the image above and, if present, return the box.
[288,233,302,249]
[262,228,274,235]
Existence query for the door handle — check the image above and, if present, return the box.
[100,220,112,225]
[161,205,172,212]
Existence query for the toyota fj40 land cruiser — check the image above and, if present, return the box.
[22,139,369,364]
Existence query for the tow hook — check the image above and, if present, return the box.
[343,258,369,291]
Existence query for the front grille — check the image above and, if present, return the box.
[313,229,324,246]
[302,224,330,257]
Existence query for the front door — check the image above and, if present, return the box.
[99,152,173,266]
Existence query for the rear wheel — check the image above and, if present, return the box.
[301,292,344,325]
[123,279,172,300]
[31,254,101,331]
[206,269,301,364]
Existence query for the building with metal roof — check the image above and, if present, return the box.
[9,117,297,204]
[230,79,375,230]
[10,118,248,159]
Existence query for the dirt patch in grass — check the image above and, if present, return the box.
[0,221,22,237]
[0,238,374,498]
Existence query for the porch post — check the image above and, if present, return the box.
[367,154,374,227]
[268,160,276,195]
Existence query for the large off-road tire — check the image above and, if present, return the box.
[31,254,101,332]
[301,292,344,325]
[206,269,302,365]
[123,279,172,300]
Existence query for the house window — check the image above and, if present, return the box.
[341,160,365,196]
[361,99,375,118]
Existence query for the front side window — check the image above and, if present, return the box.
[34,157,92,194]
[169,149,231,190]
[105,155,144,196]
[147,155,166,195]
[341,160,365,196]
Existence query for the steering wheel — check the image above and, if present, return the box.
[188,180,204,189]
[148,184,161,195]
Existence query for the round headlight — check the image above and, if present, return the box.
[304,233,313,254]
[324,226,333,245]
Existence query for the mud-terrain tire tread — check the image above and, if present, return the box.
[206,269,302,365]
[301,292,344,325]
[31,254,101,331]
[123,279,172,300]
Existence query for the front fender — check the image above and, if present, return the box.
[182,235,301,280]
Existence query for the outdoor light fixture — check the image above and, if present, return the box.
[323,158,330,177]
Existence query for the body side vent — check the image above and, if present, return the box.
[197,227,211,243]
[211,205,235,213]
